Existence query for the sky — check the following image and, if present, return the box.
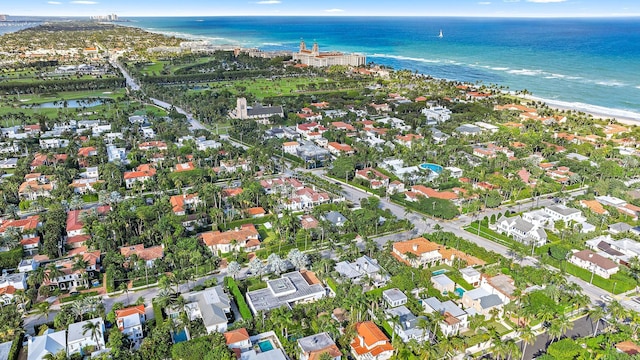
[5,0,640,18]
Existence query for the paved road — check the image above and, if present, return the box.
[109,56,140,91]
[520,316,599,360]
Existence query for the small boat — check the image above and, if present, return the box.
[438,29,443,38]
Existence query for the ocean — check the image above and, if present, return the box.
[6,16,640,119]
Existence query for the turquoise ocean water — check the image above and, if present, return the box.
[6,17,640,119]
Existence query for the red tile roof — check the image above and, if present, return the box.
[224,328,250,345]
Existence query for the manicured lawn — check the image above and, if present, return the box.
[562,261,635,294]
[464,222,521,249]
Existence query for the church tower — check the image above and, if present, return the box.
[299,39,307,52]
[311,42,319,56]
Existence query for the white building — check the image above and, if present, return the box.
[115,305,146,348]
[422,106,451,125]
[39,138,69,149]
[106,145,127,163]
[422,297,469,337]
[246,271,326,314]
[27,329,66,360]
[67,318,105,356]
[334,256,390,288]
[180,286,232,334]
[494,215,547,247]
[382,288,407,308]
[569,249,619,279]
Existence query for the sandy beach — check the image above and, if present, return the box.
[521,94,640,127]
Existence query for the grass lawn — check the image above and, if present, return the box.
[464,222,522,249]
[562,261,636,294]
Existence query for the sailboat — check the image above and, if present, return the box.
[438,29,443,38]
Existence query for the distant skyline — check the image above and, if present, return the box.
[5,0,640,18]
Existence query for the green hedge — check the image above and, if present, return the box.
[219,215,274,232]
[224,277,253,320]
[152,301,164,326]
[59,291,99,303]
[8,332,23,360]
[0,247,23,270]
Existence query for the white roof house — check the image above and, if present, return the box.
[334,255,390,287]
[181,285,231,334]
[27,329,66,360]
[67,318,105,356]
[422,297,469,337]
[385,306,429,343]
[382,288,408,308]
[246,271,325,314]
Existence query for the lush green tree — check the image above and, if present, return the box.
[171,333,233,360]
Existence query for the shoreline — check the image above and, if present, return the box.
[521,95,640,127]
[126,22,640,127]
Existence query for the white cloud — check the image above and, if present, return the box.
[526,0,567,2]
[70,0,98,3]
[256,0,281,4]
[48,1,62,4]
[478,1,491,4]
[324,8,344,12]
[503,0,520,2]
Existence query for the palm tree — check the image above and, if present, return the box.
[589,306,605,337]
[82,319,103,351]
[35,301,52,321]
[519,325,536,360]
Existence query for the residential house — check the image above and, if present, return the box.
[43,250,101,291]
[569,249,619,279]
[19,174,55,200]
[138,140,168,151]
[283,186,331,211]
[224,328,251,352]
[66,206,110,237]
[405,185,458,203]
[283,141,300,155]
[609,222,632,235]
[115,305,146,348]
[0,215,40,240]
[387,180,405,195]
[494,215,547,247]
[170,193,200,216]
[385,306,429,343]
[327,142,354,156]
[200,224,260,254]
[0,272,27,291]
[246,270,326,314]
[179,286,232,333]
[455,124,483,136]
[355,168,390,189]
[324,211,347,227]
[39,138,70,149]
[382,288,407,308]
[174,162,196,173]
[431,274,456,294]
[482,274,517,304]
[334,255,390,288]
[350,321,394,360]
[298,332,342,360]
[543,205,584,224]
[27,329,67,360]
[422,106,451,125]
[461,288,504,318]
[459,267,481,287]
[67,318,105,356]
[220,159,251,173]
[120,244,164,268]
[395,134,423,149]
[422,297,469,337]
[391,237,487,269]
[124,164,156,189]
[246,207,266,218]
[106,145,127,163]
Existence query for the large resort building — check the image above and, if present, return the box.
[293,40,366,67]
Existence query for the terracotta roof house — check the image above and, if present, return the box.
[138,141,167,151]
[392,237,484,268]
[350,321,393,360]
[406,185,458,202]
[224,328,251,350]
[115,304,146,348]
[200,224,260,254]
[120,244,164,267]
[221,187,243,198]
[246,207,266,218]
[174,162,196,173]
[66,206,110,237]
[0,215,40,237]
[300,215,320,230]
[616,341,640,355]
[123,164,156,189]
[170,193,200,215]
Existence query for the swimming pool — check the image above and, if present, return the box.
[432,269,448,276]
[455,287,466,298]
[172,328,189,343]
[257,340,274,352]
[419,163,444,174]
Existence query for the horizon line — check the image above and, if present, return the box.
[8,14,640,19]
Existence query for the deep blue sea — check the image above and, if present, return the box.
[4,16,639,119]
[124,16,640,120]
